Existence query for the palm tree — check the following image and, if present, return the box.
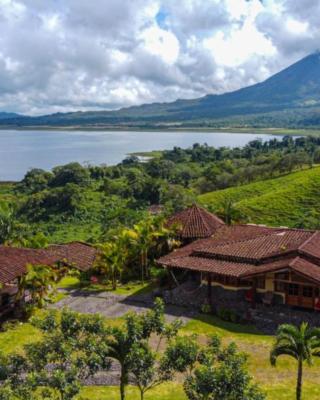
[217,197,242,225]
[97,242,122,290]
[97,229,136,290]
[133,217,168,283]
[16,264,57,309]
[0,204,17,244]
[270,322,320,400]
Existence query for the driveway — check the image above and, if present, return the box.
[52,288,198,324]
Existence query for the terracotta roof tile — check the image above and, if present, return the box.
[289,257,320,283]
[298,231,320,260]
[196,230,313,262]
[0,246,57,285]
[160,255,254,277]
[0,242,98,285]
[157,224,320,283]
[167,204,224,239]
[47,242,97,272]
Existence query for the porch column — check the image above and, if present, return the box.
[207,273,212,306]
[252,277,257,309]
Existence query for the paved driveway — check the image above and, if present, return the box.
[52,289,198,324]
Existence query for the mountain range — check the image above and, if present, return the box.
[2,52,320,129]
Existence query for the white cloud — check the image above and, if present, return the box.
[0,0,319,115]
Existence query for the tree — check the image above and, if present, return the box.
[133,216,169,283]
[17,168,52,194]
[164,335,265,400]
[214,197,243,225]
[270,322,320,400]
[97,229,136,289]
[0,309,110,400]
[161,335,200,378]
[107,298,181,400]
[51,162,90,187]
[16,264,57,310]
[0,204,28,245]
[127,342,172,400]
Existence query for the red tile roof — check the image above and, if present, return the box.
[0,242,98,285]
[159,255,254,277]
[299,231,320,260]
[157,224,320,284]
[47,242,98,272]
[167,204,224,239]
[0,246,57,285]
[196,230,313,262]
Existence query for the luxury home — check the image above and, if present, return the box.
[158,204,320,311]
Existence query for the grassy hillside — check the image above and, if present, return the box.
[199,167,320,228]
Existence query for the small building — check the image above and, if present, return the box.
[158,206,320,311]
[0,242,98,316]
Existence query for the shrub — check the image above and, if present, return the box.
[201,303,212,314]
[217,307,242,323]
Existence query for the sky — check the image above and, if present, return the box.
[0,0,319,115]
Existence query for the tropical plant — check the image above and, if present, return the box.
[97,228,137,289]
[133,216,173,283]
[215,197,243,225]
[16,264,57,309]
[0,204,29,245]
[270,322,320,400]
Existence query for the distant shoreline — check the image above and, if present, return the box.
[0,126,315,136]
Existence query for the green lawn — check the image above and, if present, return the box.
[58,276,155,296]
[199,166,320,227]
[79,382,320,400]
[1,303,320,399]
[78,384,185,400]
[0,322,41,354]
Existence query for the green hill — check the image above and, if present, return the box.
[198,167,320,228]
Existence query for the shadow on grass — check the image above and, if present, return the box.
[183,313,266,337]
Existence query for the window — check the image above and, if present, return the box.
[257,277,265,289]
[1,294,10,306]
[275,281,286,293]
[275,272,289,281]
[302,286,313,298]
[288,283,299,296]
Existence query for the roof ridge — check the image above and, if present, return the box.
[193,204,212,236]
[298,231,319,251]
[181,204,211,237]
[194,203,225,225]
[238,223,316,233]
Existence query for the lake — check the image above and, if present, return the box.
[0,130,281,181]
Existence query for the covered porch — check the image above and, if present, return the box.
[175,267,320,312]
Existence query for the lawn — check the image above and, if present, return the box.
[58,276,155,296]
[78,382,320,400]
[1,304,320,399]
[0,322,41,354]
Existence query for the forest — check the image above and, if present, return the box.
[1,135,320,245]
